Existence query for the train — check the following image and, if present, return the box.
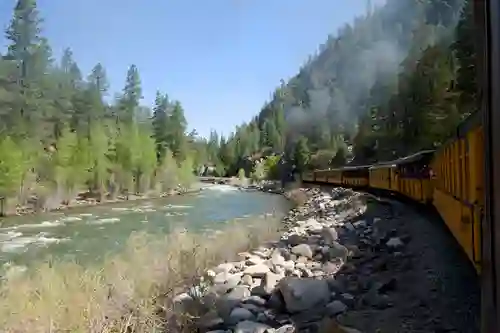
[301,110,484,272]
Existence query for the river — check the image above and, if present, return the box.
[0,184,290,268]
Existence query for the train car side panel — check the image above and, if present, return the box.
[468,126,484,267]
[325,169,342,185]
[315,170,328,183]
[390,168,399,192]
[397,151,434,203]
[369,165,395,191]
[343,166,369,188]
[431,113,483,268]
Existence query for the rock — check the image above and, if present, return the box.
[322,261,342,275]
[278,277,330,313]
[286,234,304,246]
[263,271,282,293]
[326,241,349,262]
[326,300,347,315]
[244,264,270,277]
[321,227,339,244]
[214,271,230,285]
[228,307,255,324]
[245,295,267,306]
[198,310,225,330]
[275,324,296,333]
[213,262,235,274]
[177,188,379,332]
[270,250,286,266]
[234,320,272,333]
[241,274,254,286]
[291,244,313,259]
[386,237,404,248]
[246,255,265,266]
[282,260,295,272]
[216,285,251,318]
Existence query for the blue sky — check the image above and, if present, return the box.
[0,0,371,138]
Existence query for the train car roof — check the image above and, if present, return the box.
[392,149,435,165]
[341,164,371,171]
[314,168,343,172]
[367,150,435,169]
[368,162,397,170]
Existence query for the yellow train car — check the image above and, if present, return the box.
[342,165,369,187]
[301,171,315,182]
[431,111,484,269]
[324,168,343,185]
[369,163,398,192]
[396,150,435,204]
[313,169,329,183]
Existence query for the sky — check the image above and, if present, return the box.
[0,0,372,138]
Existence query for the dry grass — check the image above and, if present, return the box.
[0,215,281,333]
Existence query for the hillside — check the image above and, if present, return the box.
[212,0,476,175]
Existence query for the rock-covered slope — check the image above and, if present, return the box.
[174,187,479,333]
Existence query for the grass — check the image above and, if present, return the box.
[0,215,282,333]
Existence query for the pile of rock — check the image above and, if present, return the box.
[174,188,399,333]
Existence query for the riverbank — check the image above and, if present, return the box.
[1,184,203,219]
[171,187,365,333]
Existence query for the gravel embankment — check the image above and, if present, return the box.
[174,187,480,333]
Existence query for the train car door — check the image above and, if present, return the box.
[476,0,500,331]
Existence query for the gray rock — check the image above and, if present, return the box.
[213,262,235,274]
[286,234,304,246]
[270,250,286,266]
[386,237,404,248]
[234,320,272,333]
[278,277,330,313]
[275,324,296,333]
[291,244,313,259]
[228,307,255,324]
[326,300,347,315]
[214,271,230,285]
[321,227,338,244]
[263,271,282,293]
[241,274,254,286]
[326,241,349,262]
[245,295,267,306]
[244,264,270,277]
[322,261,342,275]
[198,310,224,329]
[246,255,265,266]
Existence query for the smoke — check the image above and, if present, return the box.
[282,0,465,138]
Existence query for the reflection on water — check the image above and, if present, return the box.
[0,184,289,268]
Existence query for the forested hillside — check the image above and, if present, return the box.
[215,0,477,175]
[0,0,211,215]
[0,0,479,210]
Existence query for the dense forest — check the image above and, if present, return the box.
[0,0,215,215]
[215,0,477,175]
[0,0,479,214]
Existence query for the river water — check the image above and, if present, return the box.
[0,184,290,268]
